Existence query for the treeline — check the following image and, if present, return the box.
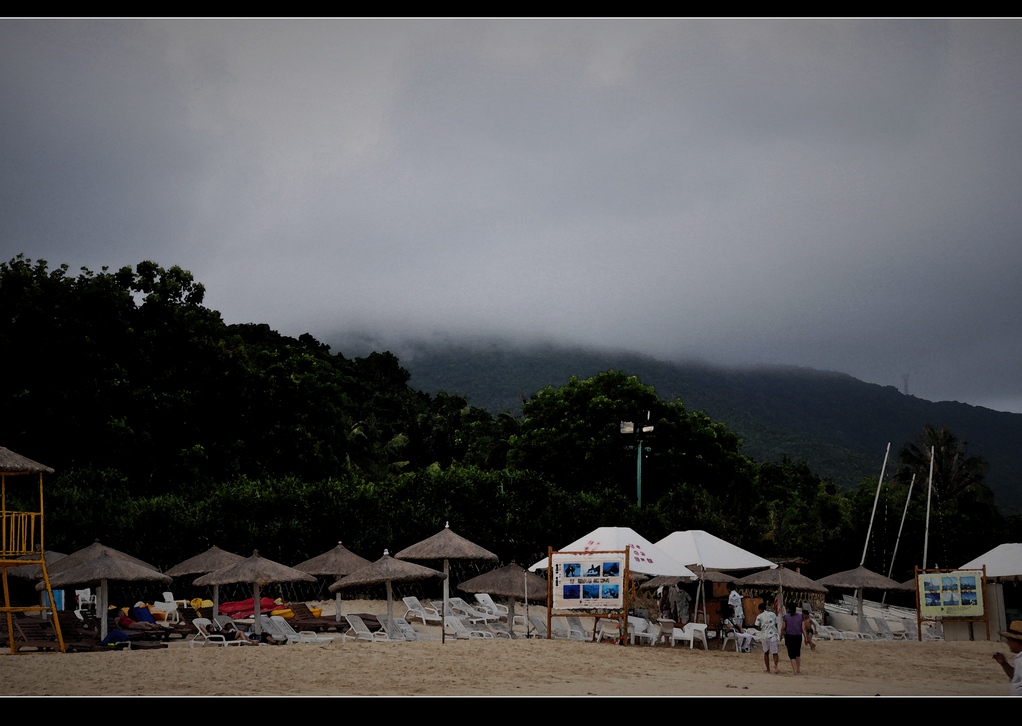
[1,256,1017,577]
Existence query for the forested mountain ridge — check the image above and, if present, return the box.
[2,256,1016,576]
[391,339,1022,511]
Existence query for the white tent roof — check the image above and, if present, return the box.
[960,543,1022,579]
[530,526,696,578]
[655,530,776,572]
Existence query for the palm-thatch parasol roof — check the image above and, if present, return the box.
[393,522,498,562]
[193,550,315,635]
[0,446,53,474]
[7,551,66,579]
[330,550,446,636]
[165,545,245,577]
[293,541,371,576]
[816,565,906,634]
[164,545,246,618]
[39,551,171,590]
[736,566,828,594]
[329,552,446,591]
[37,551,172,640]
[394,522,497,644]
[291,541,373,623]
[48,540,158,576]
[458,562,548,602]
[816,565,909,591]
[640,570,732,592]
[457,562,547,638]
[193,550,315,588]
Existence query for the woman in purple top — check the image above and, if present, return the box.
[780,603,803,675]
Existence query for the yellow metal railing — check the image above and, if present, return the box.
[1,511,40,557]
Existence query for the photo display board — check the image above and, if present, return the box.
[918,570,984,618]
[551,553,625,610]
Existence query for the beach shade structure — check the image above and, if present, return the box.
[330,549,446,636]
[655,530,777,571]
[164,545,246,617]
[47,540,159,576]
[38,551,172,639]
[817,566,913,633]
[394,522,497,643]
[6,551,66,580]
[960,543,1022,581]
[292,541,372,622]
[655,530,776,623]
[530,526,697,579]
[458,562,549,637]
[736,566,828,619]
[193,550,315,635]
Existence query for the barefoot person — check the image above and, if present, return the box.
[992,620,1022,695]
[780,603,803,675]
[802,608,816,652]
[754,602,780,674]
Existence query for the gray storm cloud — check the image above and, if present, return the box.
[2,19,1021,412]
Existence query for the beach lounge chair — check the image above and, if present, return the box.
[474,593,526,627]
[448,597,501,624]
[402,596,442,625]
[447,615,494,638]
[190,618,239,647]
[568,621,592,642]
[344,615,391,642]
[393,617,437,641]
[270,615,335,644]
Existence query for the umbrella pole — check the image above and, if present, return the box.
[386,580,394,636]
[442,558,449,645]
[525,571,530,638]
[253,583,261,635]
[100,579,108,640]
[335,584,343,623]
[213,584,220,619]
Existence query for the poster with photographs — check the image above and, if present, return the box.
[551,553,625,610]
[918,571,984,618]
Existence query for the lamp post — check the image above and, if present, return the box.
[620,413,654,507]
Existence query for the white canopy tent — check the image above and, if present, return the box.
[960,543,1022,580]
[655,530,776,625]
[530,526,696,578]
[655,530,777,571]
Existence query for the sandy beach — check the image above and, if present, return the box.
[0,599,1013,696]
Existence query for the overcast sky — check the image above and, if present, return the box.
[3,19,1021,412]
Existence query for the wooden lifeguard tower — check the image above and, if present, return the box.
[0,446,64,652]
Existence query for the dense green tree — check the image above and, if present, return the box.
[506,370,760,544]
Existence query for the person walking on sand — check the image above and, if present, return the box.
[754,602,780,674]
[802,608,816,652]
[780,603,803,675]
[992,620,1022,695]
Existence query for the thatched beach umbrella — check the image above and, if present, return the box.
[165,545,245,617]
[48,540,158,576]
[736,566,827,616]
[817,565,909,632]
[39,551,171,639]
[458,562,547,637]
[329,550,445,635]
[293,541,371,622]
[7,551,66,580]
[0,446,53,474]
[394,522,497,643]
[193,550,315,635]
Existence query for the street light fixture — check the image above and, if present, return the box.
[620,412,654,507]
